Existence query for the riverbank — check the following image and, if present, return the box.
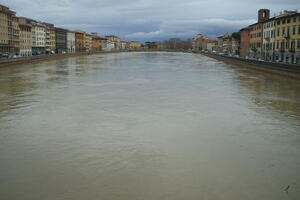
[1,50,300,80]
[198,52,300,79]
[0,49,190,68]
[0,51,123,68]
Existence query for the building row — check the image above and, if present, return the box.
[192,9,300,64]
[0,4,146,58]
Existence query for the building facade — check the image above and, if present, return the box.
[92,35,102,52]
[55,27,67,54]
[31,21,46,54]
[249,23,263,59]
[192,34,208,50]
[0,4,14,55]
[206,39,218,52]
[84,33,92,52]
[262,18,276,61]
[44,23,55,54]
[75,30,85,52]
[19,23,32,56]
[126,41,142,50]
[274,11,300,64]
[11,14,20,55]
[105,35,121,50]
[67,30,76,53]
[240,27,251,58]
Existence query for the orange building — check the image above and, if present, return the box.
[249,23,263,59]
[240,27,251,58]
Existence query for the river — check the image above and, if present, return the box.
[0,52,300,200]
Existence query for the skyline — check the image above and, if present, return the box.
[2,0,300,42]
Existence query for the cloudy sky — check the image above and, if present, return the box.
[2,0,300,41]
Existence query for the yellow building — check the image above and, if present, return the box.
[126,41,142,50]
[84,33,92,52]
[274,11,300,64]
[19,23,32,56]
[12,14,20,55]
[43,23,56,53]
[0,4,14,54]
[74,30,85,52]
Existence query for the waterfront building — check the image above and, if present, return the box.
[217,36,223,52]
[262,18,276,61]
[12,14,20,55]
[31,20,46,54]
[192,34,208,50]
[105,35,122,50]
[218,33,240,55]
[19,22,32,56]
[98,37,110,51]
[55,27,68,54]
[274,11,300,64]
[0,4,14,55]
[205,39,218,52]
[126,41,143,50]
[103,40,115,51]
[84,33,92,52]
[43,23,56,54]
[74,30,85,52]
[249,23,263,59]
[219,34,232,54]
[240,27,251,58]
[248,9,270,59]
[91,35,102,52]
[67,30,76,53]
[121,41,127,50]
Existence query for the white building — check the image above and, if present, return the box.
[67,31,76,53]
[102,40,115,51]
[31,21,46,54]
[120,41,127,50]
[262,19,276,61]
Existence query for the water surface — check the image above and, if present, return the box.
[0,52,300,200]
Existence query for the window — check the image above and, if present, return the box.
[258,42,261,48]
[287,26,290,35]
[281,41,285,49]
[277,28,280,36]
[293,17,297,23]
[286,40,289,49]
[287,18,290,23]
[282,19,286,24]
[291,40,295,49]
[282,27,285,35]
[293,26,296,35]
[297,39,300,48]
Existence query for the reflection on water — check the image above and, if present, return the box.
[236,68,300,117]
[0,52,299,200]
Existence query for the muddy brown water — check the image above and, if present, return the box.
[0,52,300,200]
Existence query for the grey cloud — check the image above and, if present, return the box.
[2,0,300,41]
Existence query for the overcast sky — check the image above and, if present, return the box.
[2,0,300,41]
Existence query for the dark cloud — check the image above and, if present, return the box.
[2,0,300,41]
